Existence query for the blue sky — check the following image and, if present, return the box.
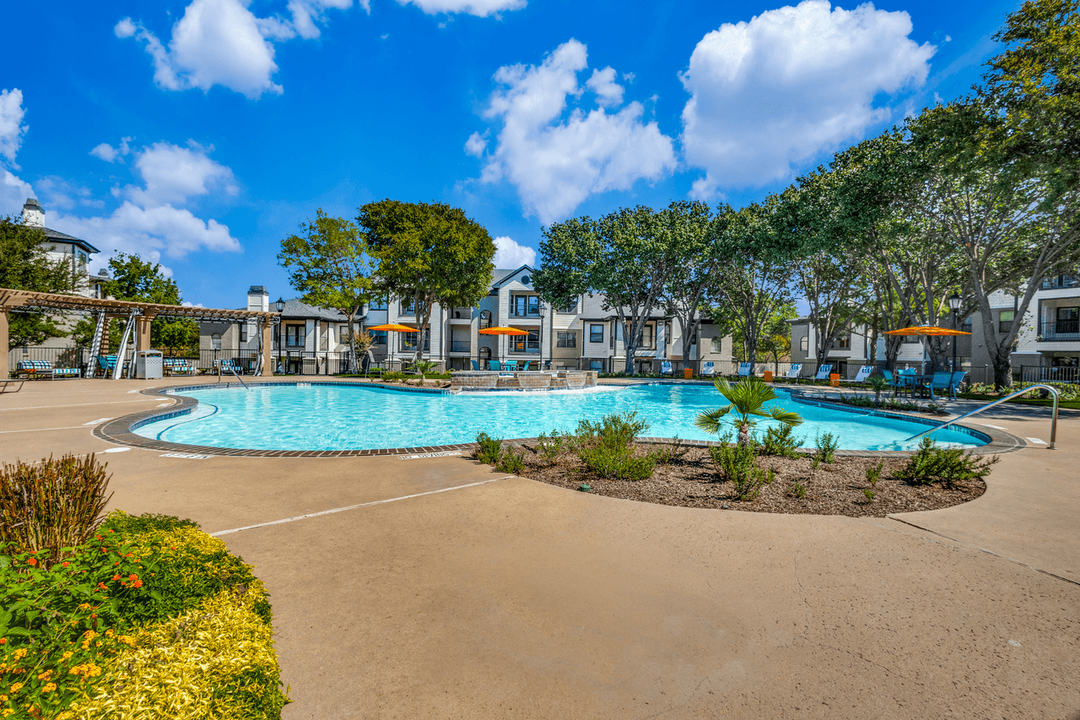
[1,0,1018,309]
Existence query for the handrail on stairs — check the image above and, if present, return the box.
[905,383,1059,450]
[217,360,250,390]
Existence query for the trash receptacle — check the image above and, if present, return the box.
[136,350,163,380]
[684,368,693,379]
[829,372,841,387]
[763,370,773,382]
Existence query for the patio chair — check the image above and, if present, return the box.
[95,355,118,378]
[16,360,54,380]
[948,371,967,399]
[700,361,716,377]
[784,364,802,382]
[853,365,874,383]
[504,360,519,372]
[812,364,833,382]
[470,360,481,371]
[660,360,674,376]
[488,360,502,371]
[923,371,954,401]
[735,362,753,378]
[519,361,532,372]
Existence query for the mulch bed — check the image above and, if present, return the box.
[511,443,986,518]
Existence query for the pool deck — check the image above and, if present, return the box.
[2,376,1078,719]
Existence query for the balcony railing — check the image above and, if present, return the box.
[508,310,542,318]
[449,341,471,353]
[1041,274,1079,290]
[1039,320,1080,341]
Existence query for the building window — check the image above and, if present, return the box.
[479,310,493,329]
[641,324,655,350]
[239,323,248,343]
[999,310,1015,334]
[401,329,430,352]
[833,333,850,350]
[558,299,578,313]
[286,325,305,348]
[799,335,808,352]
[211,333,221,351]
[589,324,604,343]
[712,337,724,353]
[371,330,387,345]
[369,298,388,311]
[512,329,540,353]
[399,299,415,316]
[511,295,540,317]
[903,334,920,343]
[590,359,604,371]
[557,332,576,348]
[1056,306,1079,334]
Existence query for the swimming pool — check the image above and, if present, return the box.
[132,382,989,452]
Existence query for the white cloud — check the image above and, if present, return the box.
[398,0,525,17]
[680,0,935,196]
[492,236,535,268]
[90,137,133,163]
[127,141,238,206]
[116,0,353,98]
[1,170,34,218]
[585,67,624,107]
[0,88,27,169]
[475,39,676,224]
[464,131,488,157]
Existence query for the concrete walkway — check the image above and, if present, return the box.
[1,378,1077,718]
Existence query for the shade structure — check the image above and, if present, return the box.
[478,326,530,336]
[883,326,971,336]
[366,323,417,332]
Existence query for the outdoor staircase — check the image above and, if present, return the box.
[112,311,138,380]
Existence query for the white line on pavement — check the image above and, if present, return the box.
[0,399,159,411]
[0,426,91,434]
[210,476,514,537]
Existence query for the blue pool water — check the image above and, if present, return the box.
[133,383,988,452]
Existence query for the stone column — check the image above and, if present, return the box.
[261,319,274,377]
[0,309,9,380]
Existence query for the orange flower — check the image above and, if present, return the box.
[128,574,138,582]
[132,579,143,588]
[62,562,70,568]
[112,574,121,581]
[26,558,37,566]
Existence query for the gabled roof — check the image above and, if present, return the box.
[490,265,536,289]
[280,298,362,322]
[42,227,99,255]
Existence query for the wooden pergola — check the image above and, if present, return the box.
[0,288,280,378]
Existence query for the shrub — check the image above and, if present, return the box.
[863,489,876,503]
[815,432,839,464]
[882,399,919,412]
[866,460,884,487]
[495,446,525,474]
[709,444,772,501]
[0,454,112,564]
[788,481,807,499]
[576,411,648,451]
[579,445,657,481]
[651,437,689,465]
[893,437,999,489]
[535,431,571,466]
[475,432,502,465]
[760,425,803,458]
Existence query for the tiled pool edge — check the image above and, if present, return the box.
[92,381,1026,458]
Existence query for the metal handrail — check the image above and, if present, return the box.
[905,383,1059,449]
[217,360,250,390]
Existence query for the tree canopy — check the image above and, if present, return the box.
[0,216,78,348]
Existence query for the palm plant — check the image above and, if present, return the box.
[413,359,438,384]
[695,378,804,448]
[866,375,890,404]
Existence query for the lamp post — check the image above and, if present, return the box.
[275,297,285,374]
[538,303,547,370]
[948,292,962,372]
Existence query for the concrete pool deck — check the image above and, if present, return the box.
[1,377,1078,718]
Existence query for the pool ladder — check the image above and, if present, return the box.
[905,384,1059,450]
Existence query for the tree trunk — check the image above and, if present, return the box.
[345,315,357,374]
[991,347,1014,390]
[738,422,751,448]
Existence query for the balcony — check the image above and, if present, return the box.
[1041,274,1079,290]
[1039,320,1080,342]
[448,340,471,353]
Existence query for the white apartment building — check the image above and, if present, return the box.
[20,198,104,298]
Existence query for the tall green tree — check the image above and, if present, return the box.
[358,200,496,362]
[655,201,724,369]
[279,210,373,373]
[535,206,677,374]
[707,200,796,366]
[75,253,199,353]
[0,216,77,347]
[758,301,798,371]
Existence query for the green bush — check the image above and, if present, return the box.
[893,437,998,489]
[576,411,648,451]
[788,481,807,499]
[709,444,773,501]
[651,437,689,465]
[495,446,525,474]
[0,454,112,564]
[475,432,502,465]
[760,425,803,458]
[535,430,571,465]
[579,445,657,481]
[815,432,839,464]
[866,460,884,487]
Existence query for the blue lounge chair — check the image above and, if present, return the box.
[853,365,874,383]
[784,364,802,382]
[736,362,753,378]
[701,361,716,377]
[660,360,674,376]
[471,360,481,371]
[488,360,502,371]
[813,364,833,382]
[948,371,967,399]
[519,361,532,372]
[15,360,80,380]
[924,371,953,401]
[504,360,519,372]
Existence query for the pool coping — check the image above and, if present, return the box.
[92,380,1026,458]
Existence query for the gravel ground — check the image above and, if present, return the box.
[513,443,986,518]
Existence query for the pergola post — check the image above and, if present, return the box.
[0,308,9,380]
[261,319,274,377]
[136,316,153,352]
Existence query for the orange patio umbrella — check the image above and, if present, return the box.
[366,323,417,365]
[883,326,970,336]
[477,326,530,335]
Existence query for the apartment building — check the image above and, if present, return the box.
[203,266,732,373]
[788,318,931,377]
[20,198,103,298]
